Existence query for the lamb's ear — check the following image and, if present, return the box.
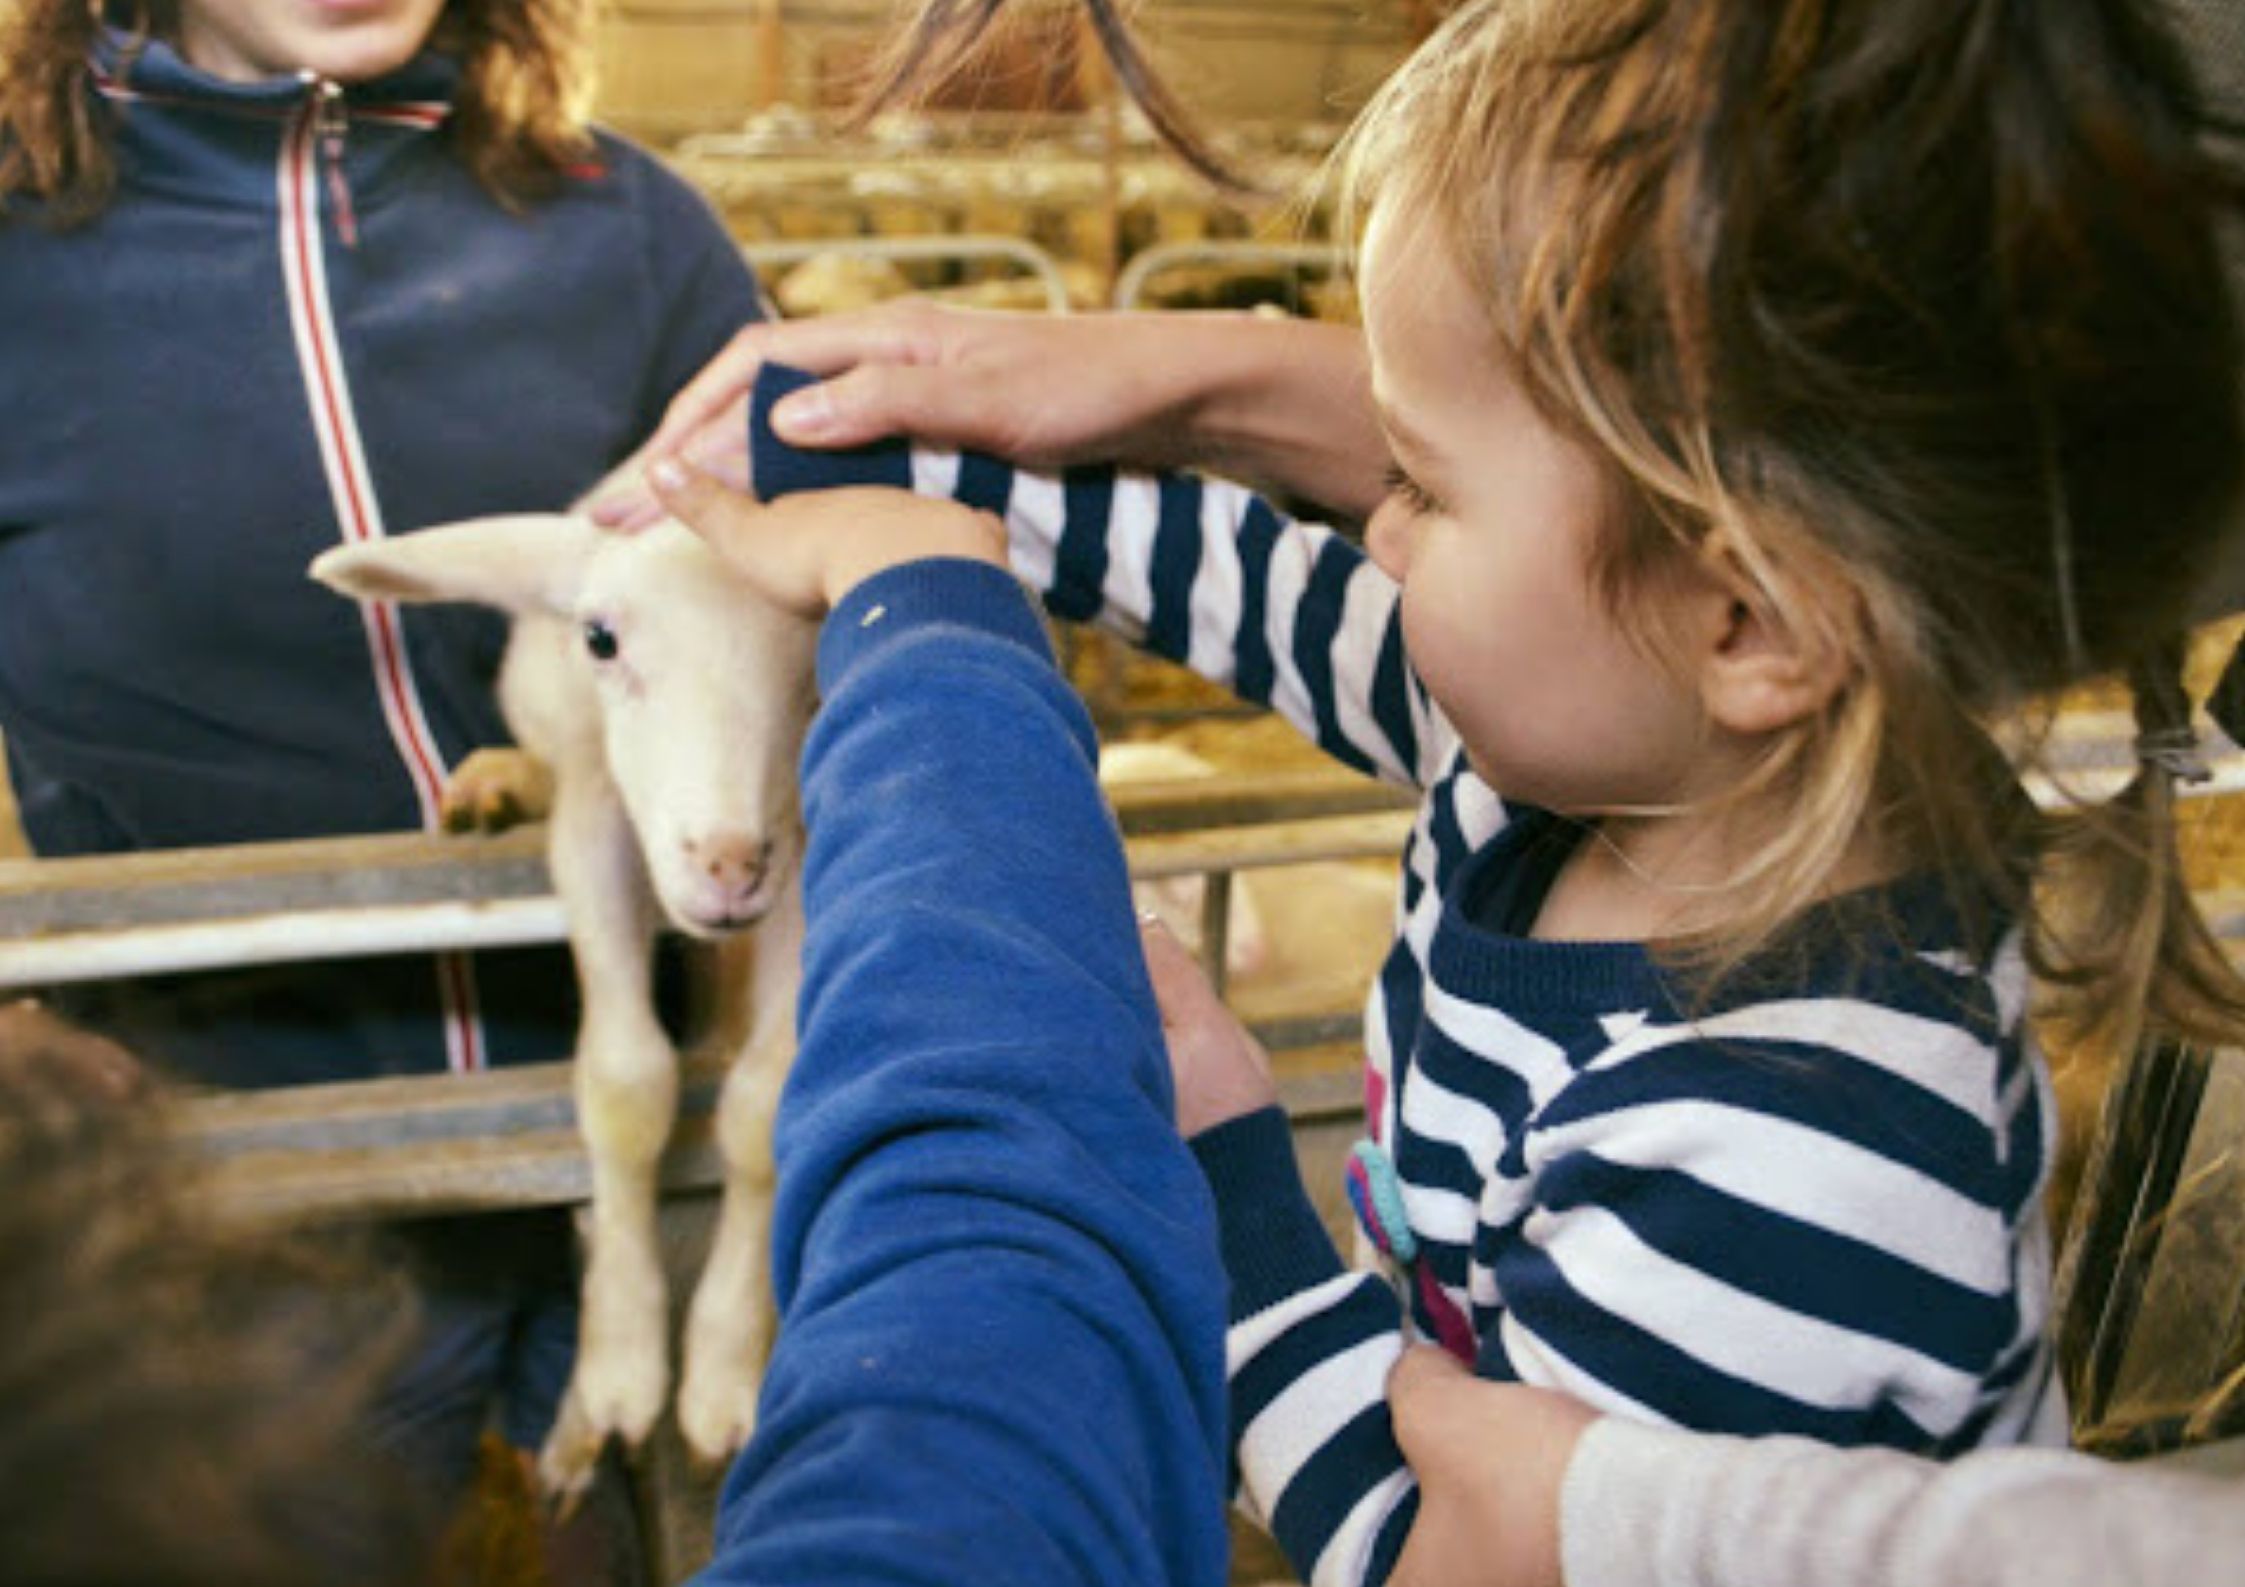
[308,513,601,617]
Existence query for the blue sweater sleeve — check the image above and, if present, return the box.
[695,558,1231,1587]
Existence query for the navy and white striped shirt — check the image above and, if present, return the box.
[749,369,2068,1587]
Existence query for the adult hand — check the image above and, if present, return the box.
[594,302,1165,530]
[1138,916,1277,1137]
[647,459,1005,619]
[1387,1348,1599,1587]
[595,301,1389,529]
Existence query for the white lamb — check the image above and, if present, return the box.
[311,490,816,1502]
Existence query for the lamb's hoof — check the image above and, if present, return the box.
[538,1334,667,1508]
[536,1391,607,1518]
[581,1337,667,1447]
[676,1341,764,1467]
[440,747,553,833]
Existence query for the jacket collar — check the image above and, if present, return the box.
[91,25,460,122]
[89,26,458,210]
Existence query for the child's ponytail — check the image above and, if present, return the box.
[2033,638,2245,1067]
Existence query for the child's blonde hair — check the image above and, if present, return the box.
[780,0,2244,1055]
[1339,0,2245,1056]
[0,0,597,223]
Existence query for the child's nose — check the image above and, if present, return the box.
[1365,498,1419,584]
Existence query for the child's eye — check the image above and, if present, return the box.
[1382,462,1442,517]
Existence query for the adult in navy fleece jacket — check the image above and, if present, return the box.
[693,554,1229,1587]
[0,23,762,1488]
[0,27,762,1087]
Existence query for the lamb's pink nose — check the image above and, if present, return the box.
[686,833,770,897]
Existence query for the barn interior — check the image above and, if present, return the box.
[3,2,2245,1584]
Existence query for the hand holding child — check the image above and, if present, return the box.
[593,299,1390,530]
[1383,1347,1598,1587]
[596,303,1140,531]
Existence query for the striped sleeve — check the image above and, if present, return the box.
[1503,999,2057,1451]
[1191,1108,1421,1587]
[748,364,1443,791]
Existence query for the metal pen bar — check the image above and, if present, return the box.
[1112,240,1347,311]
[743,235,1072,314]
[1199,868,1233,1000]
[2056,1039,2221,1427]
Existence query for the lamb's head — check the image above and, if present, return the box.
[311,512,818,939]
[566,522,819,935]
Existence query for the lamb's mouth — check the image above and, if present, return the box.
[673,882,780,938]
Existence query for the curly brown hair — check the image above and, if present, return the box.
[0,0,597,223]
[0,1003,435,1587]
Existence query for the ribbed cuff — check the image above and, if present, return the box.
[818,558,1052,697]
[1189,1105,1347,1323]
[751,363,913,500]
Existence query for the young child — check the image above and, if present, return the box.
[647,1,2245,1583]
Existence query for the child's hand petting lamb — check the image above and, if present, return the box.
[646,463,1005,618]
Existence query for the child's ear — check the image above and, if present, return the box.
[1688,547,1854,737]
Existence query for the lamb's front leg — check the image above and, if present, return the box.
[537,774,677,1505]
[677,874,802,1464]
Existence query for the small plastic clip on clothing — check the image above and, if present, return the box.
[302,73,358,249]
[1346,1139,1418,1264]
[1347,1138,1478,1362]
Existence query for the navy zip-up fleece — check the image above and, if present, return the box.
[0,32,764,1084]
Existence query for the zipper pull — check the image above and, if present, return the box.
[302,72,360,249]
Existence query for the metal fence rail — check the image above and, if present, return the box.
[1112,239,1347,310]
[744,234,1073,314]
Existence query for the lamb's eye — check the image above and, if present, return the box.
[583,620,619,662]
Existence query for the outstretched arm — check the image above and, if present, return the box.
[603,301,1390,527]
[664,482,1232,1587]
[719,363,1446,793]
